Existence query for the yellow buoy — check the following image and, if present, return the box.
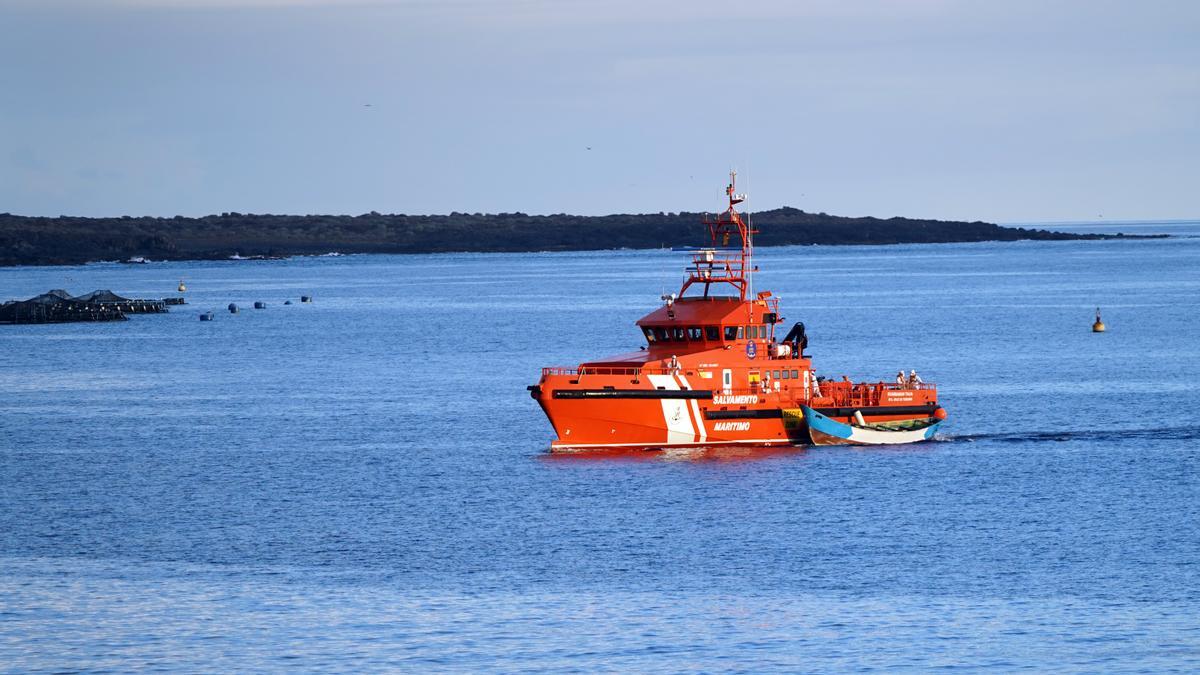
[178,279,187,292]
[1092,307,1106,333]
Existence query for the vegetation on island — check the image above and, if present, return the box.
[0,207,1132,266]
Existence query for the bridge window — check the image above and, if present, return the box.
[791,370,799,379]
[643,327,656,342]
[673,327,685,341]
[724,326,738,340]
[737,326,744,339]
[655,327,671,342]
[705,326,719,341]
[687,327,702,340]
[781,370,790,379]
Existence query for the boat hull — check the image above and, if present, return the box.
[532,372,941,452]
[536,373,802,451]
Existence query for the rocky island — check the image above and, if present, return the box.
[0,207,1135,267]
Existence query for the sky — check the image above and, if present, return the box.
[1,0,1197,222]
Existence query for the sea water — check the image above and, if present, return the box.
[2,223,1199,671]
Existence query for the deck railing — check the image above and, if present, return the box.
[542,366,678,377]
[541,366,934,399]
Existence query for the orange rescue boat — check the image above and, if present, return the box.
[529,173,946,451]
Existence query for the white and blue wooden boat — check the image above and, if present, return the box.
[802,405,941,446]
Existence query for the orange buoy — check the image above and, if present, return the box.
[933,407,948,421]
[1092,307,1106,333]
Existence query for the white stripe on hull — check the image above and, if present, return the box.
[646,374,694,444]
[676,374,707,443]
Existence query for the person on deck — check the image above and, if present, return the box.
[909,370,923,387]
[896,371,906,387]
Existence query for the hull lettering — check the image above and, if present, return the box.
[713,394,758,405]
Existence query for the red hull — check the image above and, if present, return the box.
[532,363,938,452]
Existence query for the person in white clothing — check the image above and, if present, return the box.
[896,371,906,386]
[909,370,923,386]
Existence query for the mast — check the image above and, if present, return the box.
[680,171,757,300]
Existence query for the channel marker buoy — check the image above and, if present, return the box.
[1092,307,1106,333]
[178,279,187,292]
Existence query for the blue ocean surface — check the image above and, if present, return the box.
[2,223,1199,671]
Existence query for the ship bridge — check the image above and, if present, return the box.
[636,294,782,357]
